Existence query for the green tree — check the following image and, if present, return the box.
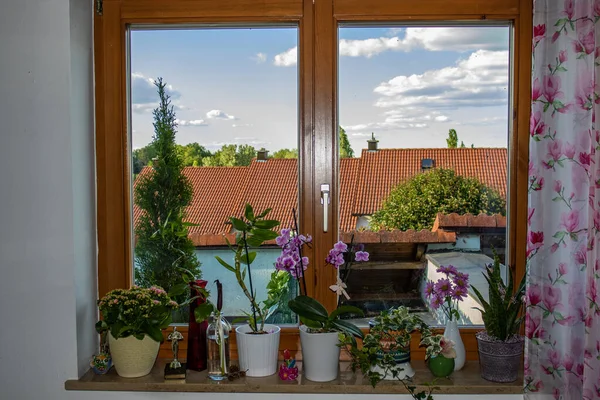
[133,78,201,316]
[370,168,506,231]
[272,148,298,159]
[446,129,459,148]
[339,126,354,158]
[132,145,158,175]
[177,142,212,166]
[202,144,257,166]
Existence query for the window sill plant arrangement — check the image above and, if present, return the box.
[424,264,470,371]
[215,204,289,377]
[276,212,367,382]
[471,252,526,383]
[340,306,437,400]
[420,334,457,378]
[95,286,178,378]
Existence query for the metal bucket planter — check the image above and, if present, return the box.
[476,331,524,383]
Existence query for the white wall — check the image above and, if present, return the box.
[0,1,521,399]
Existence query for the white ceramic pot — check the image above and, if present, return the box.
[108,333,160,378]
[299,325,340,382]
[235,324,281,377]
[444,319,465,371]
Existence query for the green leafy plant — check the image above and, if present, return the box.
[95,286,178,342]
[471,251,526,341]
[215,203,286,333]
[287,295,364,340]
[370,168,505,231]
[339,307,436,399]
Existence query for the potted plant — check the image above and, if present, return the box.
[275,220,366,382]
[420,334,457,378]
[424,265,470,370]
[471,252,526,383]
[215,204,288,377]
[95,286,178,378]
[340,307,436,399]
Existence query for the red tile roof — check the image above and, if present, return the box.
[352,148,507,221]
[133,147,507,244]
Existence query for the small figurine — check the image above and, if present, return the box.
[278,349,298,381]
[164,327,186,380]
[168,327,185,369]
[91,331,112,375]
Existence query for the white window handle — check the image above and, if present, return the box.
[321,184,330,232]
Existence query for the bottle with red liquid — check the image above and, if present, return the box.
[187,280,209,371]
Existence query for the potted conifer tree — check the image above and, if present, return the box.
[471,253,526,383]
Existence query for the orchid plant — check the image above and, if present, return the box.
[275,210,369,340]
[420,334,457,360]
[424,265,470,322]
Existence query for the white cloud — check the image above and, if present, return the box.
[374,50,509,109]
[253,52,267,63]
[274,47,297,67]
[175,119,208,127]
[339,27,508,58]
[131,72,183,113]
[206,109,236,120]
[457,116,507,126]
[232,123,253,128]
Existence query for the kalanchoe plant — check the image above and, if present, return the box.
[420,334,456,360]
[425,265,470,322]
[216,203,288,333]
[471,251,526,341]
[95,286,178,342]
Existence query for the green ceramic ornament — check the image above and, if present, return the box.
[428,355,455,377]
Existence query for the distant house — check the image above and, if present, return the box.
[133,146,508,320]
[134,146,507,242]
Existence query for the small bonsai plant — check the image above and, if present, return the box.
[95,286,178,342]
[471,252,526,341]
[215,203,288,333]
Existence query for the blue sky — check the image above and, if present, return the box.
[130,25,510,153]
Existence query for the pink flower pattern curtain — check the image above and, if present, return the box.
[527,1,600,398]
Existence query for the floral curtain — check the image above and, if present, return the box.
[526,1,600,398]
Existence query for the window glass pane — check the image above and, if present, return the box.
[130,27,299,324]
[337,25,510,327]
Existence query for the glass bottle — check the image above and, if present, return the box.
[206,311,231,381]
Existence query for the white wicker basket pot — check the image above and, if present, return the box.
[476,332,524,383]
[299,325,341,382]
[235,324,281,377]
[108,333,160,378]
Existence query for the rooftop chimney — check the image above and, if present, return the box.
[367,133,379,152]
[257,148,269,161]
[421,158,435,171]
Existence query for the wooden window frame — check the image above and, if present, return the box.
[95,0,532,361]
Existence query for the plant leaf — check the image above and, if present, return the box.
[194,302,215,323]
[329,305,364,320]
[331,319,364,339]
[230,217,248,231]
[240,251,257,265]
[215,256,235,272]
[288,296,329,322]
[168,282,188,297]
[244,203,255,222]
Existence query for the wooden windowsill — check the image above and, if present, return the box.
[65,360,523,395]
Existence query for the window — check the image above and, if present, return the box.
[95,0,531,360]
[129,27,299,324]
[337,25,512,328]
